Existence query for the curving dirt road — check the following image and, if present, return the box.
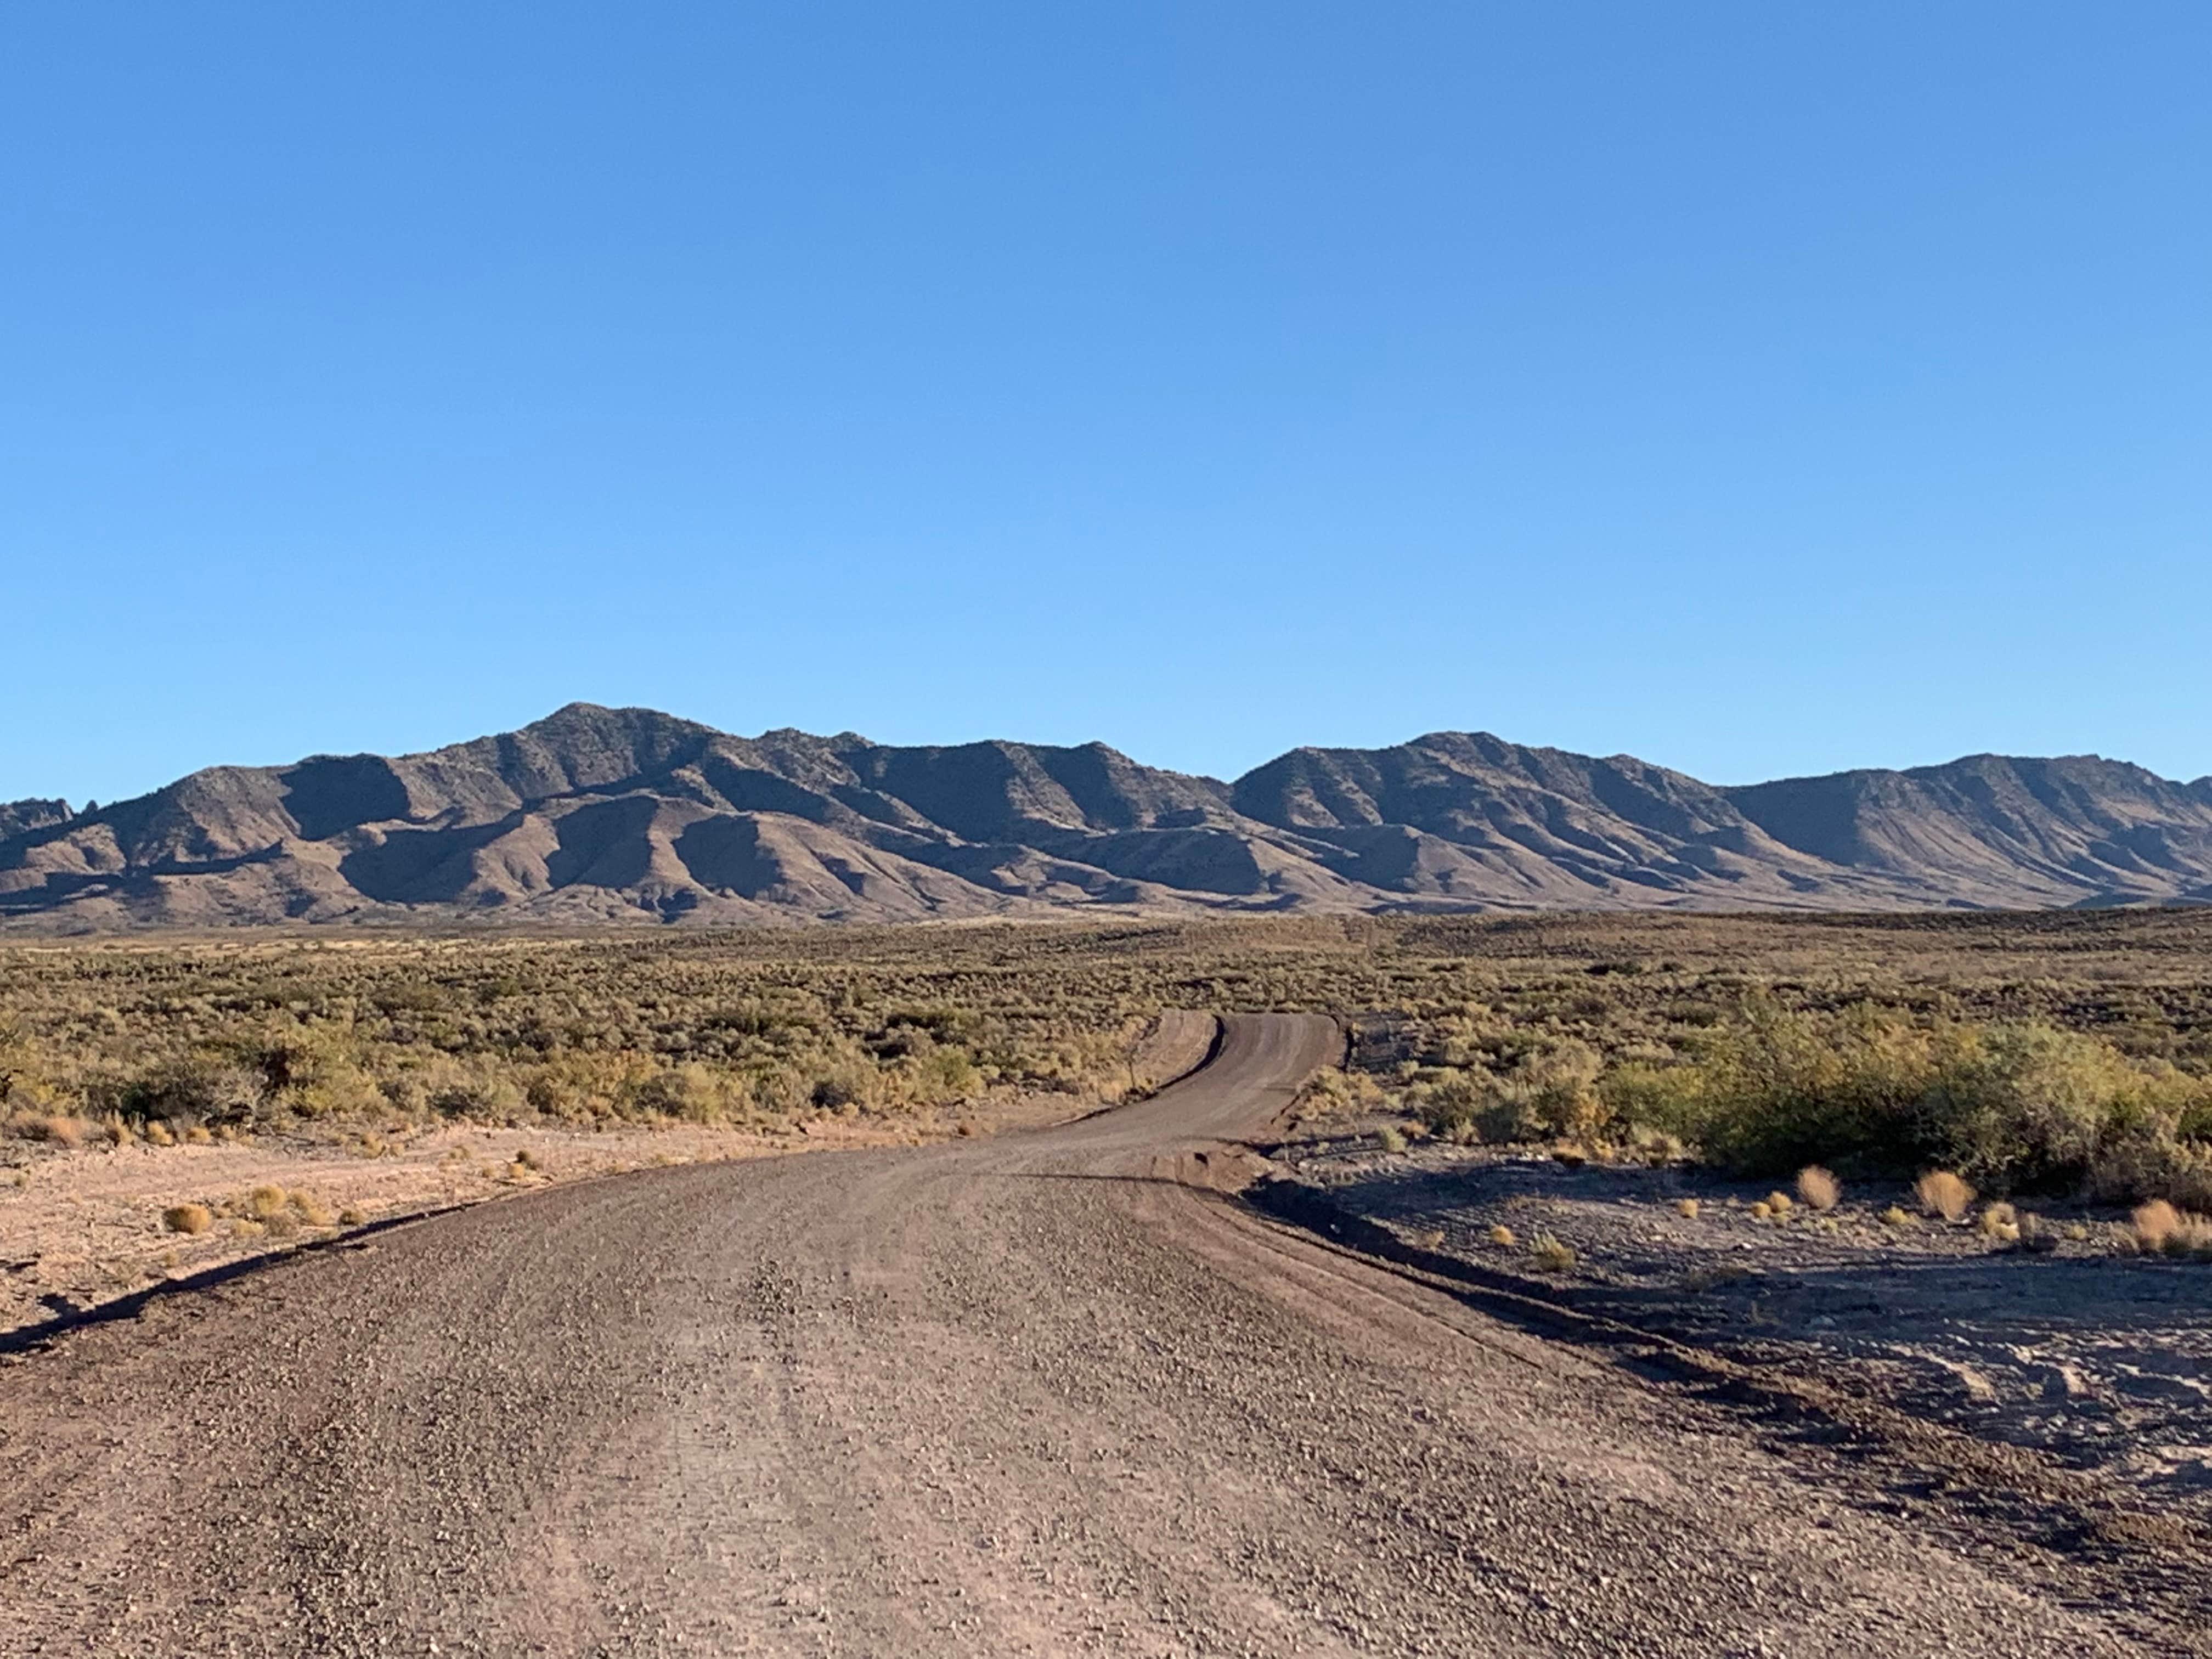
[0,1015,2177,1656]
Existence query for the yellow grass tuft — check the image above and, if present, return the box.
[1977,1201,2017,1238]
[142,1119,175,1147]
[288,1190,335,1227]
[1530,1233,1577,1272]
[2130,1199,2209,1256]
[184,1125,213,1145]
[1880,1204,1914,1228]
[245,1183,287,1222]
[1795,1166,1841,1211]
[1763,1189,1793,1216]
[1916,1170,1976,1223]
[1749,1200,1771,1221]
[161,1202,213,1235]
[1487,1223,1516,1248]
[2134,1199,2178,1245]
[1674,1197,1700,1220]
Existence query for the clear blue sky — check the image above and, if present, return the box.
[4,3,2207,806]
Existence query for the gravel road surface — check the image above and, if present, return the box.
[0,1014,2177,1655]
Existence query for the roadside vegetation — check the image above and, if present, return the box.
[4,908,2209,1210]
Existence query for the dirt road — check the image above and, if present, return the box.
[0,1015,2177,1655]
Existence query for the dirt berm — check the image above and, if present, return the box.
[0,1015,2192,1655]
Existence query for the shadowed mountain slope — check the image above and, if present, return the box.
[3,706,2208,929]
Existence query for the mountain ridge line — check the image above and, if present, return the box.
[5,701,2210,929]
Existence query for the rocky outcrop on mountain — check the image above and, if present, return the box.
[0,800,71,843]
[2,706,2207,929]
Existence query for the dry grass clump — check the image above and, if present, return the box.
[1795,1165,1841,1211]
[1763,1190,1793,1216]
[1673,1197,1700,1220]
[6,1111,88,1147]
[1529,1233,1577,1272]
[161,1202,213,1235]
[1748,1200,1773,1221]
[245,1183,288,1222]
[1879,1204,1914,1228]
[1487,1223,1516,1248]
[289,1191,335,1227]
[2131,1200,2212,1258]
[337,1205,367,1226]
[1375,1124,1408,1154]
[2132,1199,2182,1250]
[1916,1170,1976,1223]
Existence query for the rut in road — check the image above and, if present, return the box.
[0,1014,2179,1656]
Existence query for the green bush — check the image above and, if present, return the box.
[1634,1002,2212,1194]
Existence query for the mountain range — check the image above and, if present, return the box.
[4,703,2210,930]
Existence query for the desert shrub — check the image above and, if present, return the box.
[1916,1170,1976,1222]
[1795,1166,1841,1211]
[620,1062,749,1123]
[1646,1003,2212,1194]
[1523,1041,1605,1139]
[2087,1134,2212,1214]
[161,1202,212,1234]
[906,1042,980,1106]
[1294,1066,1385,1118]
[112,1056,266,1128]
[1417,1042,1603,1144]
[1599,1062,1703,1137]
[1412,1068,1493,1133]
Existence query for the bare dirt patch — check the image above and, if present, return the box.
[1264,1131,2212,1523]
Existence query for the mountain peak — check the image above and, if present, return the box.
[3,710,2208,930]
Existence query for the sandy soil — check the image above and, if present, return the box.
[0,1013,1221,1341]
[0,1014,2197,1655]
